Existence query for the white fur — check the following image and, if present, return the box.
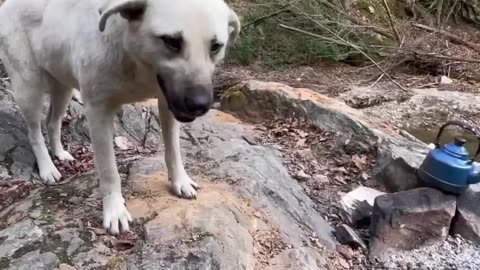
[0,0,240,234]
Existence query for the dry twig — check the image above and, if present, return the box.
[410,51,480,64]
[381,0,401,45]
[412,23,480,53]
[315,0,396,40]
[285,7,408,92]
[243,3,293,28]
[278,23,408,92]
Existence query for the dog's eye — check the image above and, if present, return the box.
[210,42,223,54]
[160,35,183,53]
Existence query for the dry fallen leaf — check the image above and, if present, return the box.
[334,167,349,174]
[352,155,367,170]
[334,175,347,185]
[336,245,354,260]
[295,138,307,148]
[87,226,107,236]
[294,170,310,181]
[112,239,136,251]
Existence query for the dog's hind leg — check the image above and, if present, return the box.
[47,88,75,161]
[157,96,199,199]
[6,70,62,184]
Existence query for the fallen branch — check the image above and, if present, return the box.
[316,0,396,40]
[278,24,347,46]
[376,46,480,64]
[293,7,408,92]
[381,0,401,45]
[412,23,480,53]
[278,23,408,92]
[243,4,292,28]
[411,52,480,64]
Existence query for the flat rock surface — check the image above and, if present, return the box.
[0,82,337,269]
[1,76,477,269]
[339,186,386,227]
[360,87,480,130]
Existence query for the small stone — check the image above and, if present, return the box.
[59,264,77,270]
[114,136,132,150]
[294,170,310,181]
[67,237,85,256]
[339,185,385,227]
[383,261,396,269]
[313,174,329,184]
[451,188,480,244]
[334,224,367,250]
[338,257,350,269]
[367,5,375,14]
[369,188,456,260]
[439,75,453,85]
[398,260,408,270]
[336,245,354,260]
[72,89,83,104]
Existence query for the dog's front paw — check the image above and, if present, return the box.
[39,163,62,184]
[55,150,75,161]
[171,175,199,199]
[103,193,132,235]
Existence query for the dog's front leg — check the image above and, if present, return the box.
[158,97,199,199]
[85,104,132,234]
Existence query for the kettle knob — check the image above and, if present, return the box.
[454,136,467,146]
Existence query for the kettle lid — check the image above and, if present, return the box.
[443,136,470,159]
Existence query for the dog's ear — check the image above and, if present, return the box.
[98,0,147,32]
[227,9,241,47]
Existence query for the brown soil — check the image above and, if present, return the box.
[254,118,381,269]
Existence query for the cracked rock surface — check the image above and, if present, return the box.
[0,81,338,269]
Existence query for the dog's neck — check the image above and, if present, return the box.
[99,15,150,76]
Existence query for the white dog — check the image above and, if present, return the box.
[0,0,240,234]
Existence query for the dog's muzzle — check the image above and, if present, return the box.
[156,75,213,123]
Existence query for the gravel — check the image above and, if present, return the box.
[381,235,480,270]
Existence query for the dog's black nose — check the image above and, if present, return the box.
[184,89,212,116]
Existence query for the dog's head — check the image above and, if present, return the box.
[98,0,240,122]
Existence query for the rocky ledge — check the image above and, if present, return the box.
[0,79,478,270]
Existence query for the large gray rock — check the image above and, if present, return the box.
[220,80,431,194]
[220,80,372,136]
[0,79,446,269]
[0,82,337,270]
[0,220,43,258]
[362,87,480,131]
[451,187,480,243]
[373,136,430,192]
[369,188,456,260]
[126,118,336,269]
[9,251,59,270]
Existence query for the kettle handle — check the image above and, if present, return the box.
[435,120,480,162]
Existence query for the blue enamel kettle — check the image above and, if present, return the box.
[418,120,480,194]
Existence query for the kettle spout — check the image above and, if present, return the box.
[468,164,480,184]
